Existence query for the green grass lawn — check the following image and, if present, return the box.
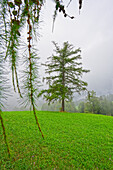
[1,111,113,169]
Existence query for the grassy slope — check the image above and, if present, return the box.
[0,111,113,169]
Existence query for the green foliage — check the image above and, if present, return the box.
[99,96,113,116]
[0,4,10,110]
[0,0,44,97]
[0,0,45,142]
[0,54,9,110]
[78,101,85,113]
[0,53,10,155]
[78,92,113,115]
[1,111,113,169]
[21,47,41,109]
[0,3,11,156]
[85,90,101,114]
[40,41,90,111]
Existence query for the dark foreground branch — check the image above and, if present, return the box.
[32,103,44,139]
[0,111,10,157]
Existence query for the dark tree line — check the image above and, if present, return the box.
[42,92,113,115]
[78,92,113,116]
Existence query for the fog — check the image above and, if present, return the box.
[2,0,113,110]
[38,0,113,94]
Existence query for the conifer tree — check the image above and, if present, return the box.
[40,41,90,112]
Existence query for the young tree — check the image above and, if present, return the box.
[40,41,90,112]
[85,90,101,114]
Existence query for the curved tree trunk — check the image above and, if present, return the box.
[0,111,10,157]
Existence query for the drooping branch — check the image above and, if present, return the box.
[0,111,10,157]
[32,101,44,139]
[7,0,22,97]
[26,0,44,138]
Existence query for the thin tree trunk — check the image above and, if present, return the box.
[32,102,44,139]
[27,5,44,139]
[0,111,10,157]
[61,56,65,112]
[62,99,65,112]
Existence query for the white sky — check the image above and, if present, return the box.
[38,0,113,95]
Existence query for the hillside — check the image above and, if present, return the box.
[1,111,113,169]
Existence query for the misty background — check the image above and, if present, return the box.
[5,0,113,111]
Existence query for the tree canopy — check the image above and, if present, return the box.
[39,41,90,111]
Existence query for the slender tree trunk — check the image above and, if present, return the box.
[32,103,44,138]
[62,99,65,112]
[27,4,44,139]
[61,56,65,112]
[0,111,10,157]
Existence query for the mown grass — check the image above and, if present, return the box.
[0,111,113,169]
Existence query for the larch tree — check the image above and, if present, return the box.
[39,41,90,112]
[0,0,83,156]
